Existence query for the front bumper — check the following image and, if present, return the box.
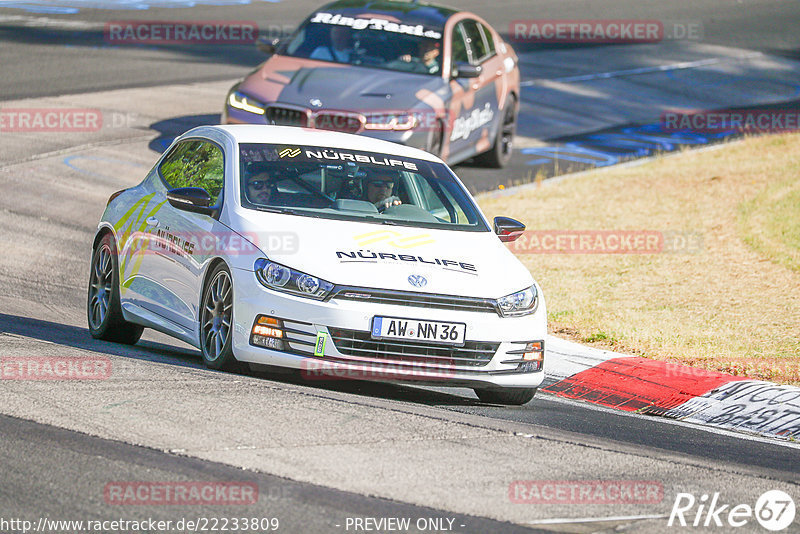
[231,268,546,389]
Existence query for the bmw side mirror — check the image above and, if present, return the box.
[453,62,481,79]
[494,216,525,242]
[256,36,279,55]
[167,187,217,217]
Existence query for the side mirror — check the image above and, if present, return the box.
[256,36,279,55]
[494,216,525,242]
[452,62,481,79]
[167,187,217,217]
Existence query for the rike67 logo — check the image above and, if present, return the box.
[668,490,796,531]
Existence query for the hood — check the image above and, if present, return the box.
[234,210,534,299]
[239,55,447,113]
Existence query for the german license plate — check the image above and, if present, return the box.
[371,316,466,346]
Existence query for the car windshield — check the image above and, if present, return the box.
[281,11,443,75]
[239,143,489,232]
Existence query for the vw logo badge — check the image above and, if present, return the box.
[309,98,323,108]
[408,275,427,288]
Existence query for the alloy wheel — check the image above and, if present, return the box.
[202,270,233,362]
[88,244,113,329]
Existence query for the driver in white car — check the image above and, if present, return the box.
[363,169,402,210]
[245,163,278,205]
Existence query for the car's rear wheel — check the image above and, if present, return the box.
[426,119,444,158]
[87,233,144,344]
[200,263,238,371]
[474,387,536,405]
[475,95,517,168]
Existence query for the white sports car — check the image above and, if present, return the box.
[88,125,545,404]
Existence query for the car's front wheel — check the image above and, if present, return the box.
[427,120,444,159]
[87,233,144,344]
[474,387,537,405]
[200,263,239,371]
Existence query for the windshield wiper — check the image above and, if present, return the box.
[253,206,298,215]
[362,216,399,225]
[254,206,329,219]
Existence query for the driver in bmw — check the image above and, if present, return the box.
[364,170,402,210]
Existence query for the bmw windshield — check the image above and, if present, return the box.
[281,11,443,75]
[239,143,489,232]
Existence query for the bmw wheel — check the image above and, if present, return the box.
[474,387,536,406]
[475,96,517,168]
[200,263,238,371]
[87,233,144,344]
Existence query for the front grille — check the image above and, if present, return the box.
[313,112,364,134]
[266,106,309,127]
[328,328,498,368]
[331,287,499,315]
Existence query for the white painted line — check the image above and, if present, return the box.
[520,54,763,86]
[525,514,666,525]
[0,14,101,30]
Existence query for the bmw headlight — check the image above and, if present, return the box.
[363,111,418,131]
[228,91,266,115]
[254,259,333,300]
[497,285,538,317]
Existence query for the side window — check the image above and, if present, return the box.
[451,23,469,65]
[159,140,224,205]
[480,24,495,56]
[408,173,467,224]
[462,20,488,63]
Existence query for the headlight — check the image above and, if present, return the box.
[497,285,538,317]
[228,91,266,115]
[254,259,333,300]
[363,112,418,131]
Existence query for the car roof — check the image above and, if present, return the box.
[183,125,443,163]
[317,0,460,30]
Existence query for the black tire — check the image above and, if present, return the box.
[474,96,517,168]
[199,263,239,371]
[427,120,444,159]
[474,387,537,406]
[87,233,144,344]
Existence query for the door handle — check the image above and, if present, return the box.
[145,217,159,227]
